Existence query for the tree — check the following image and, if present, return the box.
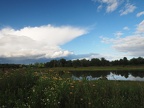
[48,60,58,67]
[59,58,66,67]
[90,58,101,66]
[72,59,81,67]
[123,57,128,66]
[137,57,144,64]
[80,59,89,67]
[100,57,109,66]
[34,62,44,68]
[65,60,72,67]
[129,58,137,65]
[111,60,119,66]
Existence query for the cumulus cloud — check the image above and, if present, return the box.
[120,3,136,16]
[123,26,129,30]
[136,20,144,34]
[114,31,123,38]
[136,11,144,17]
[113,35,144,56]
[101,35,144,56]
[0,25,87,59]
[101,20,144,57]
[97,5,103,12]
[93,0,119,13]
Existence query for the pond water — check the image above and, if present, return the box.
[71,71,144,81]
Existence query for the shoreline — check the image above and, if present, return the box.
[51,66,144,71]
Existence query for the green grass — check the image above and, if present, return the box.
[51,65,144,71]
[0,68,144,108]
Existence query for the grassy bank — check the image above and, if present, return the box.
[0,68,144,108]
[51,65,144,71]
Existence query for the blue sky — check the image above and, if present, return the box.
[0,0,144,64]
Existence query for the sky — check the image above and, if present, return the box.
[0,0,144,64]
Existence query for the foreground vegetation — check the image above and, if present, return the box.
[0,68,144,108]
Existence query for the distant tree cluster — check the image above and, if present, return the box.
[111,57,144,66]
[0,64,22,68]
[44,57,144,68]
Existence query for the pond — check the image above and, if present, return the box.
[71,70,144,81]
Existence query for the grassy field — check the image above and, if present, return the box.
[0,68,144,108]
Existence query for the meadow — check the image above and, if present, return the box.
[0,68,144,108]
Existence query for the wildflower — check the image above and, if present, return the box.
[59,78,62,81]
[32,88,35,92]
[49,69,54,72]
[67,78,70,80]
[53,77,58,80]
[2,105,5,108]
[51,87,54,90]
[44,75,47,79]
[47,99,50,102]
[71,86,74,88]
[79,80,82,83]
[80,98,83,101]
[73,81,76,83]
[92,84,95,87]
[34,72,38,75]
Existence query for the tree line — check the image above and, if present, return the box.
[44,57,144,68]
[0,57,144,68]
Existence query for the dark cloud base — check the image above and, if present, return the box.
[0,53,100,64]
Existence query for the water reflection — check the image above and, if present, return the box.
[71,71,144,81]
[107,72,144,81]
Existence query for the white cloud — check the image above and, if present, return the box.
[0,25,87,58]
[100,36,115,44]
[114,31,123,38]
[123,26,129,30]
[93,0,137,16]
[97,5,103,12]
[101,35,144,57]
[136,20,144,34]
[93,0,119,13]
[105,0,119,13]
[101,20,144,57]
[120,3,136,16]
[136,11,144,17]
[113,35,144,56]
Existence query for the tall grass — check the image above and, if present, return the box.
[0,68,144,108]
